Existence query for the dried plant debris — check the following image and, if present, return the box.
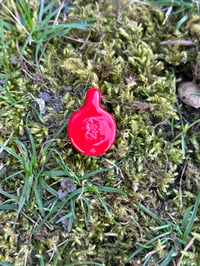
[161,39,196,46]
[56,179,77,231]
[54,210,75,232]
[38,91,52,103]
[178,82,200,108]
[58,178,77,199]
[124,74,137,85]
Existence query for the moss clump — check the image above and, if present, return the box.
[1,0,200,265]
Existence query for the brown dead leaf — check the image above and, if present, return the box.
[161,39,196,46]
[178,82,200,108]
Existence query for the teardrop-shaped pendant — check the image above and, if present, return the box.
[67,88,116,156]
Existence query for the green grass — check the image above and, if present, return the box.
[0,0,96,73]
[140,0,200,31]
[0,20,11,74]
[143,0,199,12]
[0,110,126,229]
[0,108,126,264]
[126,194,200,265]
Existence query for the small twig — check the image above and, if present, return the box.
[38,213,54,230]
[39,139,58,155]
[38,40,49,64]
[47,243,57,265]
[177,237,196,266]
[64,35,98,45]
[16,39,37,67]
[167,212,177,225]
[162,6,173,25]
[104,232,118,237]
[22,211,38,225]
[2,3,31,39]
[79,194,88,226]
[0,10,16,24]
[80,31,92,50]
[53,1,64,25]
[47,239,70,253]
[50,179,62,188]
[161,40,196,46]
[179,160,188,208]
[77,179,87,201]
[120,219,131,225]
[24,214,40,266]
[16,40,38,80]
[195,0,200,13]
[154,119,168,129]
[144,249,159,260]
[130,0,147,5]
[77,180,88,225]
[103,158,124,179]
[93,32,105,63]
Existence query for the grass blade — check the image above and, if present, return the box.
[138,202,165,226]
[0,189,18,200]
[26,112,37,159]
[153,224,171,231]
[15,175,34,224]
[0,20,10,73]
[0,144,22,161]
[81,167,115,180]
[34,181,45,217]
[95,190,119,225]
[81,195,91,228]
[183,192,200,241]
[181,206,193,230]
[126,232,171,263]
[0,204,18,210]
[40,178,58,197]
[161,245,176,266]
[0,99,28,119]
[35,255,45,266]
[1,170,24,182]
[31,199,58,235]
[56,212,73,224]
[0,262,15,266]
[97,186,126,196]
[175,14,188,32]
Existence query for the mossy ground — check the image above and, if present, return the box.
[1,1,200,265]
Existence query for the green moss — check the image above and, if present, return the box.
[1,0,200,265]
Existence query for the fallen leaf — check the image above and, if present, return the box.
[35,97,46,114]
[178,82,200,108]
[60,178,77,193]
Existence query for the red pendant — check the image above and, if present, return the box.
[67,88,116,156]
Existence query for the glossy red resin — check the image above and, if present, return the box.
[67,88,116,156]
